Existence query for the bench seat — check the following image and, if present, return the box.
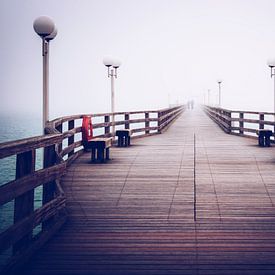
[87,137,112,163]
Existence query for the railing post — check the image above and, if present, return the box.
[13,149,35,254]
[68,120,74,157]
[104,115,110,136]
[227,111,232,134]
[43,144,57,229]
[125,113,130,129]
[239,112,244,134]
[259,113,264,129]
[164,110,168,126]
[145,112,150,135]
[56,123,63,153]
[158,111,162,133]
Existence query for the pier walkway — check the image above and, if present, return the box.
[23,108,275,275]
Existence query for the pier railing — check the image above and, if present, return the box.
[204,105,275,140]
[46,105,185,163]
[0,134,67,274]
[0,105,184,273]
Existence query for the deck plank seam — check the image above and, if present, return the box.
[202,136,223,223]
[167,137,186,220]
[116,151,141,207]
[194,133,196,222]
[253,156,274,207]
[194,221,199,275]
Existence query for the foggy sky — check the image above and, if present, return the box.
[1,0,275,119]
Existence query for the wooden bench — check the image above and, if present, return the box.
[82,116,112,163]
[116,129,132,147]
[88,138,112,163]
[256,129,273,147]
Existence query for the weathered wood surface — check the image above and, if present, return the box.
[22,108,275,275]
[204,105,275,140]
[0,134,63,159]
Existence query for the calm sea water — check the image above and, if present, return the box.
[0,113,43,182]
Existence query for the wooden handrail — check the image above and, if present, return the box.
[0,163,66,206]
[0,134,63,159]
[46,105,185,162]
[49,107,179,127]
[0,132,66,274]
[204,105,275,139]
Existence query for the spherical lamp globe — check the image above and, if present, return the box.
[33,16,55,37]
[112,59,122,69]
[45,27,57,41]
[103,57,114,67]
[267,59,275,68]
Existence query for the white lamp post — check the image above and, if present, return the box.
[217,79,222,107]
[103,57,122,136]
[267,59,275,115]
[33,16,57,133]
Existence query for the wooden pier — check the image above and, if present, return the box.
[1,106,275,274]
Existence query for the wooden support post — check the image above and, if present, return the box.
[158,111,162,133]
[145,112,150,135]
[68,120,74,157]
[106,148,110,160]
[125,114,130,129]
[104,115,110,136]
[43,144,56,229]
[239,113,244,134]
[227,111,232,134]
[166,110,170,125]
[13,150,35,254]
[259,113,264,130]
[98,148,104,163]
[56,123,63,153]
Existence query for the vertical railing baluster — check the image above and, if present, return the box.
[56,123,63,153]
[239,112,244,135]
[259,113,265,129]
[158,111,162,133]
[227,111,232,134]
[105,115,110,136]
[43,144,57,229]
[145,112,149,135]
[125,113,130,129]
[68,120,74,157]
[13,149,35,254]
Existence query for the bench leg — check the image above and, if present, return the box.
[91,148,96,162]
[97,148,104,163]
[106,148,110,160]
[127,136,131,146]
[119,136,124,147]
[258,136,264,147]
[265,136,271,147]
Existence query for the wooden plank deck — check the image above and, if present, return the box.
[23,108,275,275]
